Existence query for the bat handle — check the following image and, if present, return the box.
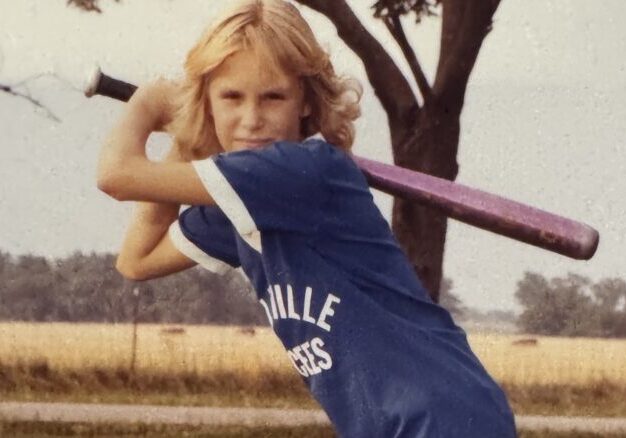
[84,65,137,101]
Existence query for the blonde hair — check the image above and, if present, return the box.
[169,0,362,160]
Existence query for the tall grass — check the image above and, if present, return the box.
[467,333,626,386]
[1,421,622,438]
[0,421,336,438]
[2,323,625,387]
[0,323,289,376]
[1,322,626,416]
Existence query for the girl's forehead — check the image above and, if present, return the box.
[210,49,299,88]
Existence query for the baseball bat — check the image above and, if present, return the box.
[85,66,599,260]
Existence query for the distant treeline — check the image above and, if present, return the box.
[0,250,266,325]
[1,250,625,337]
[515,272,626,338]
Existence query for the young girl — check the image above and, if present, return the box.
[97,1,516,436]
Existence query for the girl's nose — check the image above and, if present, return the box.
[240,102,264,130]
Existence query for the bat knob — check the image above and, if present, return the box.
[84,64,102,98]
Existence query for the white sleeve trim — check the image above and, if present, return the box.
[168,221,232,275]
[191,158,262,253]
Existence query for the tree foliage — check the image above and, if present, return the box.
[372,0,440,22]
[67,0,119,13]
[438,277,466,320]
[0,251,266,325]
[515,272,626,338]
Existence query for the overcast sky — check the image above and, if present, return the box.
[1,0,624,312]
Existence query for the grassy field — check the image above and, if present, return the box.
[1,421,624,438]
[0,323,626,386]
[0,421,335,438]
[0,323,289,377]
[1,322,626,418]
[2,322,625,385]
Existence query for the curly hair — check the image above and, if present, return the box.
[169,0,362,160]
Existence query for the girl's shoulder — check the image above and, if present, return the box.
[299,138,356,171]
[214,138,360,185]
[300,137,346,157]
[217,138,349,167]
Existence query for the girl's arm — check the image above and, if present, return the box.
[97,79,215,206]
[115,147,197,281]
[97,79,212,280]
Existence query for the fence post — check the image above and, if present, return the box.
[130,285,140,374]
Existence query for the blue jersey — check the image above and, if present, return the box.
[169,139,516,437]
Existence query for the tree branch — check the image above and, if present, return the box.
[383,13,433,103]
[1,82,60,123]
[436,0,466,78]
[294,0,417,119]
[433,0,501,105]
[66,0,120,13]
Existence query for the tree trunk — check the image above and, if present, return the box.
[391,101,461,302]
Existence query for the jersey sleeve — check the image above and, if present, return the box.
[168,205,241,274]
[190,140,330,251]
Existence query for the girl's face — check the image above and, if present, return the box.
[208,50,310,152]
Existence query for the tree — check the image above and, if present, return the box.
[66,0,502,303]
[438,277,466,320]
[515,272,598,337]
[0,250,266,325]
[2,254,57,321]
[0,250,14,320]
[54,253,126,320]
[592,278,626,337]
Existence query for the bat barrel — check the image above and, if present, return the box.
[354,156,600,260]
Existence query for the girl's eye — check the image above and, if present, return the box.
[220,91,241,100]
[265,92,286,100]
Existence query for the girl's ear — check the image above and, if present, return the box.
[301,102,312,118]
